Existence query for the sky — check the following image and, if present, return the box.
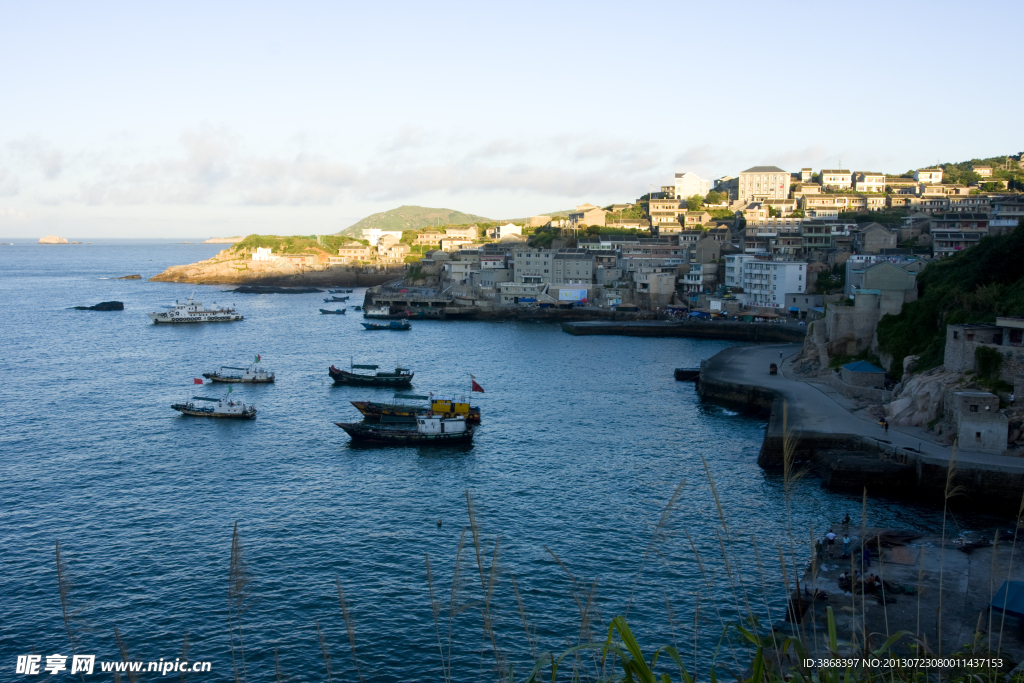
[1,0,1022,238]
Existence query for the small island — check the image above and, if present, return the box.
[38,235,69,244]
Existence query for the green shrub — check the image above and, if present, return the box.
[975,346,1003,380]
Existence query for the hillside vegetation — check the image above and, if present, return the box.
[229,234,363,255]
[877,223,1024,378]
[339,205,493,237]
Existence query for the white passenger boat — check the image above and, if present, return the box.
[171,394,257,419]
[148,295,243,324]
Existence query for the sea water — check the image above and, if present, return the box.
[0,240,978,681]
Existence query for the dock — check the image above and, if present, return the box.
[562,320,807,343]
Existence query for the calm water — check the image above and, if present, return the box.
[0,241,980,681]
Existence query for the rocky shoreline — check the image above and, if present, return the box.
[149,247,403,287]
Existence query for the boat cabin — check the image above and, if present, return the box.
[430,396,471,415]
[417,416,467,434]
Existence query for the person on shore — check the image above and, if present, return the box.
[883,419,889,434]
[843,535,851,556]
[842,513,851,528]
[826,531,836,556]
[815,539,823,562]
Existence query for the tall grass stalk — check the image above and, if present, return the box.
[113,627,137,683]
[995,488,1024,656]
[315,620,332,683]
[335,577,364,683]
[750,537,783,672]
[228,521,250,683]
[859,488,868,654]
[625,479,685,616]
[937,443,963,656]
[273,647,282,683]
[987,529,1000,655]
[425,553,450,683]
[512,574,536,660]
[55,540,85,683]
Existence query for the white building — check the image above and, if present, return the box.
[253,247,274,261]
[363,229,405,246]
[914,168,944,184]
[674,172,710,201]
[724,255,806,308]
[854,172,885,193]
[494,223,523,239]
[737,166,789,203]
[820,169,852,191]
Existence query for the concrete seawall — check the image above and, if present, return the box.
[563,320,807,342]
[698,344,1024,512]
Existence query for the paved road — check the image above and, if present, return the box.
[704,343,1024,474]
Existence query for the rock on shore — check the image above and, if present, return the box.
[72,301,124,311]
[38,235,69,244]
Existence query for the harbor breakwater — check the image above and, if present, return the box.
[698,345,1024,512]
[562,320,807,342]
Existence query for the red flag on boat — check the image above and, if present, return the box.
[194,378,204,385]
[470,374,484,393]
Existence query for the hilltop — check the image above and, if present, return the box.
[339,205,493,237]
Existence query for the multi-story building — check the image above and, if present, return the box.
[674,172,710,201]
[739,257,808,308]
[414,231,444,246]
[973,165,993,177]
[854,172,885,193]
[552,248,595,285]
[568,203,608,228]
[886,177,920,194]
[737,166,789,203]
[914,168,944,184]
[649,197,683,226]
[336,244,374,262]
[445,226,478,240]
[931,213,991,258]
[820,169,852,190]
[800,168,813,182]
[512,247,555,284]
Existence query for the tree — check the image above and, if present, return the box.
[791,209,806,218]
[768,206,780,218]
[686,195,703,211]
[704,190,726,205]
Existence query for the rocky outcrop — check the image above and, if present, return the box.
[149,248,401,287]
[203,236,243,244]
[38,235,69,244]
[885,366,964,427]
[72,301,124,311]
[116,274,141,279]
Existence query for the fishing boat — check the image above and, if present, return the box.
[324,296,349,302]
[351,394,481,423]
[171,394,257,419]
[320,308,346,315]
[362,320,411,331]
[202,364,275,383]
[148,295,242,324]
[353,305,362,311]
[334,415,474,445]
[329,362,413,387]
[329,289,354,294]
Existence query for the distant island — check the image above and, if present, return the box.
[38,235,69,244]
[203,236,243,244]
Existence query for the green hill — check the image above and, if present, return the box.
[877,223,1024,379]
[339,206,493,237]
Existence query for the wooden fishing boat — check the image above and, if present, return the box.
[335,415,474,445]
[362,320,411,331]
[202,364,275,383]
[320,308,346,315]
[329,362,413,387]
[324,296,349,302]
[351,394,481,423]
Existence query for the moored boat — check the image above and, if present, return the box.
[202,365,275,383]
[351,394,481,423]
[362,320,411,331]
[148,295,242,324]
[329,289,354,294]
[363,305,391,319]
[320,308,346,315]
[172,395,257,419]
[335,415,474,445]
[324,296,349,302]
[329,362,413,387]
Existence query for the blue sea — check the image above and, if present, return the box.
[0,240,976,681]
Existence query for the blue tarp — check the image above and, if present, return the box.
[991,581,1024,618]
[842,360,884,373]
[688,311,710,318]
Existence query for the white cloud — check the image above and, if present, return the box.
[0,168,19,197]
[8,136,63,179]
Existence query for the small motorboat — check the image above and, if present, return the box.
[335,415,474,445]
[362,320,411,331]
[353,305,362,311]
[172,394,257,419]
[352,394,481,423]
[330,289,354,294]
[324,296,349,302]
[320,308,346,315]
